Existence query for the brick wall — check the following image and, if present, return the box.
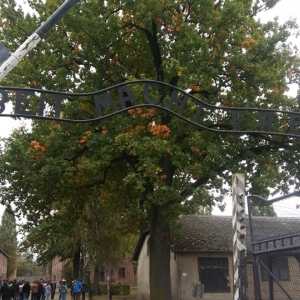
[52,257,136,286]
[0,249,8,279]
[51,257,70,283]
[110,259,136,286]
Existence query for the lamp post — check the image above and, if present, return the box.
[0,0,80,81]
[107,275,111,300]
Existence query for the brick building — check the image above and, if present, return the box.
[51,257,70,282]
[51,257,136,286]
[100,259,136,285]
[0,249,8,279]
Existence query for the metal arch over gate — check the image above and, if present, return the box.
[0,80,300,138]
[247,191,300,300]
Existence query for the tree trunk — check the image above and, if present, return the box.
[73,245,81,279]
[148,203,172,300]
[93,264,100,295]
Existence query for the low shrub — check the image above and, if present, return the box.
[98,283,130,295]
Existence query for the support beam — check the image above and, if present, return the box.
[0,0,80,81]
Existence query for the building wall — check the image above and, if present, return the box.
[246,256,300,300]
[51,257,69,283]
[111,259,136,286]
[136,236,234,300]
[52,257,136,286]
[174,252,233,300]
[246,262,255,299]
[136,235,150,300]
[0,250,8,279]
[170,252,178,298]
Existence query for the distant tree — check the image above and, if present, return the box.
[0,206,18,277]
[16,253,45,277]
[187,186,227,215]
[61,263,73,287]
[251,202,277,216]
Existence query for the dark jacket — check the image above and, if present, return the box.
[37,283,44,296]
[22,282,31,294]
[1,282,11,297]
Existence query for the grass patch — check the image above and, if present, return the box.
[130,286,137,296]
[94,295,136,300]
[93,286,137,300]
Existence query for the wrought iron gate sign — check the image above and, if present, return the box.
[1,80,300,138]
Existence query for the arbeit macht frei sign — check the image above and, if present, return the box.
[0,80,299,138]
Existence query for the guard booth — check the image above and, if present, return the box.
[240,191,300,300]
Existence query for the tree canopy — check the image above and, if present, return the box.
[1,0,300,298]
[0,206,18,277]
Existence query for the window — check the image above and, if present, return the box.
[198,258,230,293]
[118,267,125,278]
[260,257,290,281]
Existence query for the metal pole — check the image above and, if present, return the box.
[0,0,80,81]
[107,275,111,300]
[247,196,262,300]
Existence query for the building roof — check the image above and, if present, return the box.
[171,215,233,252]
[0,248,9,258]
[133,214,300,260]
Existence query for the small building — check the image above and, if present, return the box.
[0,248,8,279]
[51,257,136,286]
[133,214,300,300]
[98,259,136,285]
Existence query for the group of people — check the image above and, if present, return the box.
[0,278,87,300]
[60,278,87,300]
[0,279,56,300]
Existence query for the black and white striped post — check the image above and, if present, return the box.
[232,173,247,300]
[0,0,80,81]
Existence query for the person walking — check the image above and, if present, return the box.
[31,281,38,300]
[58,280,67,300]
[22,281,31,300]
[50,282,56,300]
[36,281,44,300]
[1,280,11,300]
[18,280,24,300]
[72,279,82,300]
[12,280,19,300]
[81,282,87,300]
[44,282,52,300]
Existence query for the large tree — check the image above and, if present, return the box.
[0,206,18,277]
[1,0,300,299]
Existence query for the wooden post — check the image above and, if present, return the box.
[232,173,247,300]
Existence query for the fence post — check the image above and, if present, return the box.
[232,173,247,300]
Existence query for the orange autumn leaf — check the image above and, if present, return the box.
[160,174,167,180]
[79,131,92,144]
[30,140,46,152]
[149,125,171,138]
[127,108,142,118]
[189,85,201,92]
[102,126,108,134]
